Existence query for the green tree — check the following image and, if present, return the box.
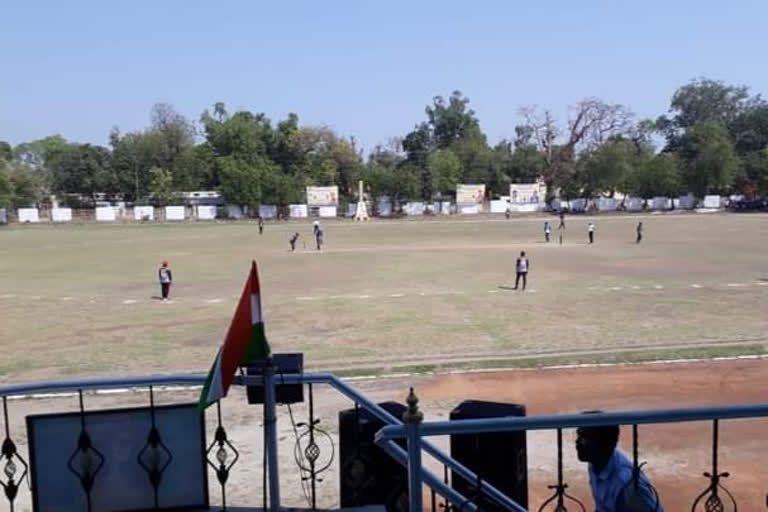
[451,136,492,189]
[49,144,115,201]
[625,153,682,199]
[426,91,483,148]
[679,121,739,197]
[730,103,768,154]
[150,103,196,170]
[578,138,648,198]
[656,78,757,152]
[428,149,462,196]
[0,141,12,162]
[8,167,40,207]
[0,167,12,207]
[149,167,176,206]
[508,144,545,184]
[110,128,164,201]
[217,157,271,212]
[391,164,420,203]
[736,148,768,197]
[13,135,68,169]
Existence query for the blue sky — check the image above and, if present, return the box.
[1,1,766,152]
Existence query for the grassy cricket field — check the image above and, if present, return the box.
[1,213,767,382]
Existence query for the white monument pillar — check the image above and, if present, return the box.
[353,180,369,221]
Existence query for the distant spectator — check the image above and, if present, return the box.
[558,211,566,229]
[513,251,529,291]
[290,232,300,252]
[636,222,643,244]
[576,414,662,512]
[544,221,552,243]
[158,261,172,301]
[258,216,264,235]
[588,222,596,244]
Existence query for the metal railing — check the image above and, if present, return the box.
[1,372,518,512]
[3,372,767,511]
[377,399,768,512]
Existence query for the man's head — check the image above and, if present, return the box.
[520,251,526,257]
[575,412,619,464]
[162,261,168,268]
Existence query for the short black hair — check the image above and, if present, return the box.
[578,410,620,447]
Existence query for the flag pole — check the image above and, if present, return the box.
[263,357,281,512]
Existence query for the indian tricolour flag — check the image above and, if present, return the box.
[198,260,271,410]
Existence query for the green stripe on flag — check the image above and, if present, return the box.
[244,323,270,363]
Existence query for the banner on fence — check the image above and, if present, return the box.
[703,195,721,209]
[678,194,695,210]
[18,208,40,223]
[226,205,245,219]
[259,205,277,219]
[134,206,154,221]
[0,208,7,224]
[196,205,217,220]
[596,198,617,211]
[318,206,337,218]
[456,184,485,205]
[289,204,308,218]
[51,208,72,223]
[508,203,539,213]
[377,198,393,217]
[490,200,508,213]
[307,186,339,206]
[509,183,545,204]
[403,202,425,216]
[95,207,116,222]
[651,197,671,210]
[624,198,643,212]
[165,206,185,221]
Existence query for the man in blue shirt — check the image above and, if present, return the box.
[576,419,662,512]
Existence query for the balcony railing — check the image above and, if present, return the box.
[2,371,768,511]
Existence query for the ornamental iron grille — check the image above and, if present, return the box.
[67,391,105,512]
[1,396,29,512]
[205,400,239,510]
[136,385,173,509]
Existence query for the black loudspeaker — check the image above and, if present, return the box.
[450,400,528,512]
[339,402,408,512]
[245,353,304,404]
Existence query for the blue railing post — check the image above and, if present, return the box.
[263,362,281,512]
[403,387,424,512]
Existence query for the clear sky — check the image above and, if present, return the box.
[1,0,766,152]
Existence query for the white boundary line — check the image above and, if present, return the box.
[8,354,768,401]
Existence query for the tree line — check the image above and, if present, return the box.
[1,78,767,211]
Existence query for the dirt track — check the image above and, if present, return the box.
[397,357,768,511]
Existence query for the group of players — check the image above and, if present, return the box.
[288,220,324,252]
[157,214,647,297]
[543,212,644,245]
[513,213,646,292]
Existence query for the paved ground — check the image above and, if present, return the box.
[3,358,768,511]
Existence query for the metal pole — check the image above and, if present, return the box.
[404,388,424,512]
[263,362,280,512]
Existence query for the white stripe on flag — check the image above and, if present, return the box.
[207,348,224,403]
[251,293,262,325]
